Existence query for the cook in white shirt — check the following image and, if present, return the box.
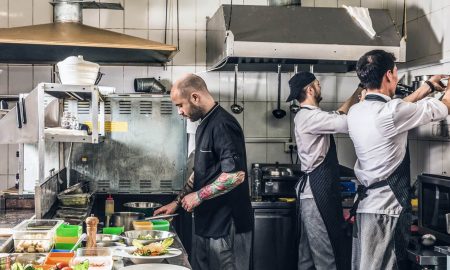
[347,49,450,270]
[287,71,363,270]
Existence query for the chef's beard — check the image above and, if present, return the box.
[314,89,323,104]
[188,102,204,122]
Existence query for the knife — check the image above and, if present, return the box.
[144,213,179,220]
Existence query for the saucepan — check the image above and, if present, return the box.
[111,212,145,231]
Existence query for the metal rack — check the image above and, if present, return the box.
[0,83,105,196]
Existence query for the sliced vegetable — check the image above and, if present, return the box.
[161,238,174,250]
[12,262,25,270]
[132,239,144,248]
[72,260,89,270]
[24,264,35,270]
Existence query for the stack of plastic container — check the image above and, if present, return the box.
[13,219,64,253]
[55,224,82,251]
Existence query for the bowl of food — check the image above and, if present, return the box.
[95,234,126,247]
[123,230,176,246]
[113,238,181,264]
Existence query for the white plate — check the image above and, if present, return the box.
[121,264,189,270]
[113,247,182,264]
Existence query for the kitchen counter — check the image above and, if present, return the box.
[0,209,34,252]
[0,209,34,229]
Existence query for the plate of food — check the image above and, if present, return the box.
[120,264,189,270]
[113,238,181,264]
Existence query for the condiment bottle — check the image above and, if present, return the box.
[105,194,114,227]
[86,215,99,248]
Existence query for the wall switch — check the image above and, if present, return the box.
[284,142,297,153]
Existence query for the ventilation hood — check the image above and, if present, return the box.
[206,5,406,72]
[0,1,177,65]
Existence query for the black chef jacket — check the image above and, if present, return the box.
[193,103,254,238]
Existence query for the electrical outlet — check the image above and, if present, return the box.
[284,142,297,153]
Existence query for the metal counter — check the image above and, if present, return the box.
[0,210,35,229]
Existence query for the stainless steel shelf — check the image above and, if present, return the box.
[45,132,105,143]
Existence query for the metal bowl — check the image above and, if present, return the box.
[123,202,162,217]
[81,234,127,247]
[96,234,127,247]
[123,230,176,246]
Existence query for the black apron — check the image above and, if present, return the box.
[348,94,412,270]
[296,107,351,270]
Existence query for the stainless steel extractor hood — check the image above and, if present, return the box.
[206,5,406,72]
[0,0,177,65]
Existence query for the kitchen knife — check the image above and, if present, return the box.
[144,213,179,220]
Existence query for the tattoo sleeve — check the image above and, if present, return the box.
[197,171,245,201]
[175,172,194,205]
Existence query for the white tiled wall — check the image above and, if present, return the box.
[2,0,450,190]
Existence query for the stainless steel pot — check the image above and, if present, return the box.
[111,212,145,231]
[123,202,162,217]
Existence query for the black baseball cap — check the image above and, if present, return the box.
[286,71,316,102]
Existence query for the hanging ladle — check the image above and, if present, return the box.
[231,64,244,114]
[272,64,286,119]
[290,65,300,113]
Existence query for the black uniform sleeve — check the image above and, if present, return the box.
[213,121,245,173]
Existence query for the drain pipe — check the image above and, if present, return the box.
[52,0,83,23]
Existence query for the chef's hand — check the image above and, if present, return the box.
[181,192,202,212]
[428,75,449,92]
[153,201,178,216]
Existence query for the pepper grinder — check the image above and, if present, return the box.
[86,215,99,248]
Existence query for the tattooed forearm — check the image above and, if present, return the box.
[197,171,245,201]
[175,172,194,205]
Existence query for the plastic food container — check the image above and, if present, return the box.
[71,248,113,270]
[14,253,47,265]
[151,220,170,231]
[44,252,74,266]
[132,221,153,230]
[55,236,79,244]
[102,227,124,235]
[57,224,82,237]
[13,219,64,253]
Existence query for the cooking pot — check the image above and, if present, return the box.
[123,202,162,217]
[56,55,102,85]
[111,212,145,231]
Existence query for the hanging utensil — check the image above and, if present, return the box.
[231,64,244,114]
[290,65,300,113]
[272,64,286,119]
